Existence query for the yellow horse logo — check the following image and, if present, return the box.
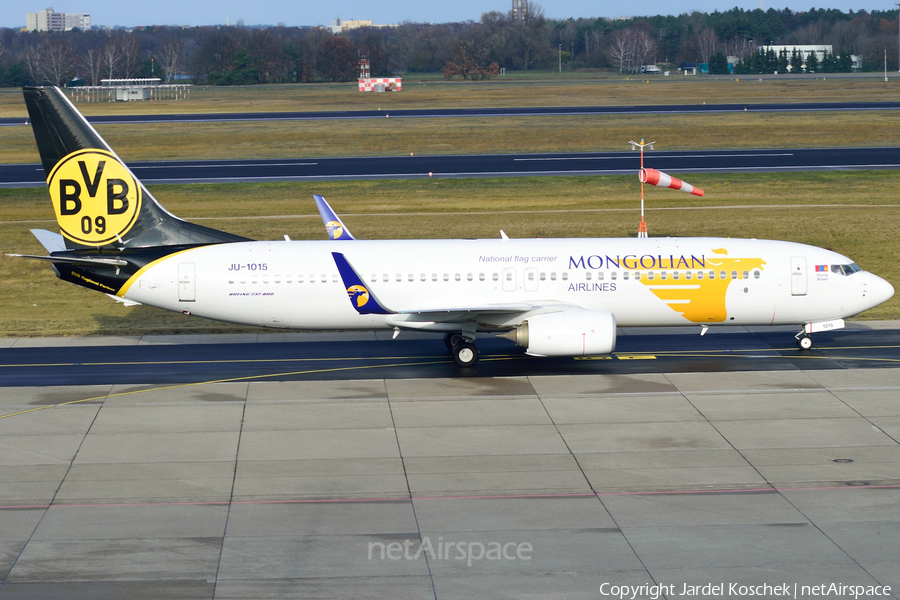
[347,284,369,308]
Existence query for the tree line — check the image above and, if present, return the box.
[0,3,895,87]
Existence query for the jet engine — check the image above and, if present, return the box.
[502,309,617,357]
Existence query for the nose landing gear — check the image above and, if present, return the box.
[796,334,814,350]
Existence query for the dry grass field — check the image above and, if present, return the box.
[2,110,898,164]
[1,75,897,117]
[1,173,898,337]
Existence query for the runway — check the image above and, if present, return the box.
[1,324,900,387]
[0,325,898,598]
[3,146,899,188]
[2,101,898,127]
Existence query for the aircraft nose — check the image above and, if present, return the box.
[868,274,894,307]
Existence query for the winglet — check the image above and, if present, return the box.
[331,252,392,315]
[315,195,356,240]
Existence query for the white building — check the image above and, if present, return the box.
[757,45,832,69]
[26,7,91,32]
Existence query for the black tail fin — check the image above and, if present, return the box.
[23,86,249,250]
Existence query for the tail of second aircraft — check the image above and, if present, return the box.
[23,86,248,250]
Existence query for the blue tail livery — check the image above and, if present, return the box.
[315,195,356,240]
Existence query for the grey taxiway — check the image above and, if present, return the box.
[0,325,898,599]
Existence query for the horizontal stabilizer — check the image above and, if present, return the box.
[7,253,128,267]
[30,229,66,253]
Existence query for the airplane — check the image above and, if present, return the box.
[10,86,894,366]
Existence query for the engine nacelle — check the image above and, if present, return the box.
[504,309,617,357]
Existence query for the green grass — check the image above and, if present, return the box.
[2,76,898,118]
[4,109,899,164]
[1,172,898,337]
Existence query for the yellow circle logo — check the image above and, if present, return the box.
[325,221,343,239]
[47,149,142,246]
[347,285,369,307]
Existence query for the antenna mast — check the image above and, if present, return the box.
[628,138,654,238]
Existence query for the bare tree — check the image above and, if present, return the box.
[610,27,657,73]
[697,28,717,63]
[119,35,142,78]
[101,36,122,81]
[26,37,77,85]
[81,47,102,85]
[157,36,184,82]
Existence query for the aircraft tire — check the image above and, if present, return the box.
[452,340,479,367]
[444,332,464,351]
[798,335,813,350]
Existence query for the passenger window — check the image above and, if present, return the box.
[561,272,568,281]
[527,272,534,281]
[506,272,513,281]
[467,273,473,281]
[742,271,749,279]
[443,273,449,282]
[709,270,715,279]
[454,273,461,282]
[731,271,738,280]
[396,274,402,282]
[648,272,655,280]
[720,271,726,280]
[685,272,692,280]
[332,275,338,283]
[598,272,604,281]
[274,275,280,284]
[611,272,618,281]
[634,272,641,280]
[298,275,304,283]
[754,270,760,279]
[550,273,557,281]
[492,273,499,281]
[228,279,234,284]
[586,272,592,281]
[408,274,414,282]
[540,272,546,281]
[660,272,667,280]
[479,273,485,281]
[672,272,679,280]
[383,274,389,282]
[697,272,703,280]
[420,273,426,282]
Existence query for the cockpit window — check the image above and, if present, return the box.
[831,263,862,276]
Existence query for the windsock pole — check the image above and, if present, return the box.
[628,139,655,238]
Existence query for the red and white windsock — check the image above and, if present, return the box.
[640,168,704,197]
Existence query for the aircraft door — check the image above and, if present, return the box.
[790,256,807,296]
[502,267,517,292]
[178,263,196,302]
[524,267,538,292]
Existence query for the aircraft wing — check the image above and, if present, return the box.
[315,195,356,240]
[331,251,578,325]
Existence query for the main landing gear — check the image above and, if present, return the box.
[444,332,479,367]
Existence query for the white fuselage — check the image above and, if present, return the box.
[119,237,893,332]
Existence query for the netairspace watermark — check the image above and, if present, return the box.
[368,537,532,568]
[599,582,893,600]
